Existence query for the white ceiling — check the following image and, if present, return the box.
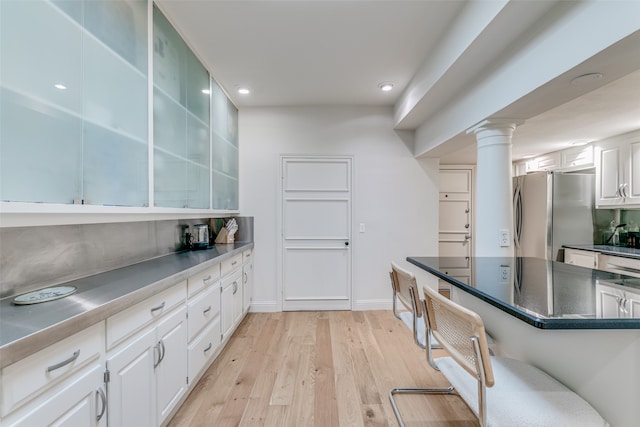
[156,0,640,163]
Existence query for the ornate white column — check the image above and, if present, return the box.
[466,119,523,257]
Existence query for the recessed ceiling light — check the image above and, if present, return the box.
[237,87,250,95]
[570,73,603,86]
[378,82,394,92]
[54,83,67,90]
[201,89,210,95]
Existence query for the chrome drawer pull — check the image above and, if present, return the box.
[231,260,238,266]
[203,275,213,283]
[47,350,80,372]
[203,305,212,315]
[204,342,212,353]
[150,301,165,313]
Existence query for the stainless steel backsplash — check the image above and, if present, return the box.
[0,217,253,299]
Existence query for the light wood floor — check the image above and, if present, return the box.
[168,311,477,427]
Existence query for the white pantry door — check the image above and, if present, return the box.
[281,156,352,310]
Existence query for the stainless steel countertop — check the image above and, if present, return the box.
[0,242,253,368]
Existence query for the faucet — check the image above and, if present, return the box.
[605,223,627,244]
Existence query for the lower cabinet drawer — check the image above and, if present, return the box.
[221,254,243,278]
[107,281,186,350]
[188,318,221,383]
[187,284,220,342]
[187,264,221,298]
[1,322,104,417]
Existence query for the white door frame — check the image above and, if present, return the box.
[277,154,353,311]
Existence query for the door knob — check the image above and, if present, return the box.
[465,235,471,240]
[465,224,469,228]
[345,241,349,246]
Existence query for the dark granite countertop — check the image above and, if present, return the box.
[563,244,640,260]
[408,256,640,330]
[0,242,253,368]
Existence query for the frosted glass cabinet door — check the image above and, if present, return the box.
[0,0,149,206]
[211,78,238,210]
[0,0,83,203]
[153,5,186,105]
[153,5,210,209]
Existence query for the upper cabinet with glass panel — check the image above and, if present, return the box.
[0,0,239,214]
[153,5,211,209]
[0,0,149,206]
[211,79,239,210]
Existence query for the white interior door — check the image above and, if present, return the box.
[281,156,352,310]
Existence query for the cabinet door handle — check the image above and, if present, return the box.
[244,272,248,284]
[153,343,161,368]
[96,387,107,421]
[150,301,165,314]
[622,183,629,199]
[620,297,629,314]
[231,260,238,266]
[203,342,212,353]
[233,281,238,294]
[47,350,80,372]
[160,340,166,364]
[203,305,212,315]
[203,275,213,284]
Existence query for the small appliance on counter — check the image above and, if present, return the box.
[185,223,210,249]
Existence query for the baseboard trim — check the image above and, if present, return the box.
[248,301,279,312]
[352,299,393,311]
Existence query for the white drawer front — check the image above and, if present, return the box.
[221,254,242,278]
[1,322,104,417]
[107,281,186,350]
[243,249,253,265]
[187,264,221,298]
[187,284,221,342]
[188,318,221,382]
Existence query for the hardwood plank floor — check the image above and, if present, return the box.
[168,311,477,427]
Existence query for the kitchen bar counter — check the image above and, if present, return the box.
[408,255,640,427]
[0,242,253,368]
[407,256,640,329]
[563,244,640,259]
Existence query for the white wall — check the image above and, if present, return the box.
[239,106,439,311]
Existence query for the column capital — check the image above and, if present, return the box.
[466,118,524,136]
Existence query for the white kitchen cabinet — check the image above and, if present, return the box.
[1,363,107,427]
[106,282,187,427]
[186,272,222,383]
[221,268,243,339]
[595,131,640,208]
[155,305,188,423]
[243,249,253,313]
[564,248,598,269]
[106,326,156,427]
[0,322,106,426]
[531,152,561,172]
[596,281,640,319]
[598,253,640,278]
[560,144,594,171]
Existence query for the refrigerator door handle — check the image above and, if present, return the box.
[513,181,522,248]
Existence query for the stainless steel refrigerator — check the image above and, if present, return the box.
[513,172,594,261]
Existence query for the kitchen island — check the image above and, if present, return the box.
[408,256,640,427]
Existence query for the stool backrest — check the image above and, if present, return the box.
[390,262,422,318]
[422,284,494,387]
